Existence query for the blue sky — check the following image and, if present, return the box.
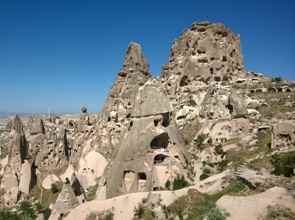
[0,0,294,113]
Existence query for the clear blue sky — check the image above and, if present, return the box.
[0,0,294,113]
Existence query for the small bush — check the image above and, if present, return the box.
[271,151,295,177]
[18,201,37,220]
[85,184,99,201]
[271,77,282,82]
[172,176,189,190]
[0,209,19,220]
[264,206,295,220]
[207,206,227,220]
[0,201,37,220]
[134,205,154,220]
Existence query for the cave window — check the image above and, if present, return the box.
[278,88,283,92]
[162,112,170,127]
[128,121,133,131]
[154,119,160,127]
[72,178,83,196]
[222,56,227,62]
[230,49,236,58]
[174,155,180,160]
[197,49,206,54]
[210,68,214,74]
[154,154,169,164]
[197,27,206,32]
[226,103,234,114]
[198,58,208,63]
[214,76,221,82]
[150,133,169,149]
[180,75,189,87]
[138,172,147,180]
[69,121,74,127]
[269,88,276,93]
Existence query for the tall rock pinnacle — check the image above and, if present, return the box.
[101,42,151,122]
[120,42,149,76]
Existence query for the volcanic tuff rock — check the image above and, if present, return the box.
[0,21,295,220]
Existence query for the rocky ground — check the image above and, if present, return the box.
[0,21,295,220]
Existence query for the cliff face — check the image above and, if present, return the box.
[0,21,295,219]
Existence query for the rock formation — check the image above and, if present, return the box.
[0,21,295,220]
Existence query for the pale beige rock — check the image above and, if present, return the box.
[77,150,108,189]
[42,174,61,190]
[217,187,295,220]
[19,160,31,194]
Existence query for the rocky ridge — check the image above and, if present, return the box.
[0,21,295,220]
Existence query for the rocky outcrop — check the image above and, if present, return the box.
[0,21,295,220]
[161,22,244,90]
[217,187,295,220]
[29,117,45,135]
[51,182,80,217]
[106,79,188,198]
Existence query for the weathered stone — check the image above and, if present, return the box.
[29,118,45,135]
[19,160,32,194]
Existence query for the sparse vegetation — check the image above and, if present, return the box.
[31,182,61,209]
[134,205,155,220]
[264,206,295,220]
[165,179,248,220]
[0,209,19,220]
[271,151,295,177]
[271,77,283,82]
[86,211,114,220]
[0,201,37,220]
[172,175,189,190]
[85,184,99,201]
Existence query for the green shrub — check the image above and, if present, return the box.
[134,205,154,220]
[0,201,37,220]
[264,206,295,220]
[18,201,37,220]
[172,176,189,190]
[207,206,227,220]
[0,209,20,220]
[271,77,282,82]
[271,151,295,177]
[85,184,99,201]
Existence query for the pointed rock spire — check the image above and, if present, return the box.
[10,115,24,133]
[120,42,149,76]
[101,42,151,121]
